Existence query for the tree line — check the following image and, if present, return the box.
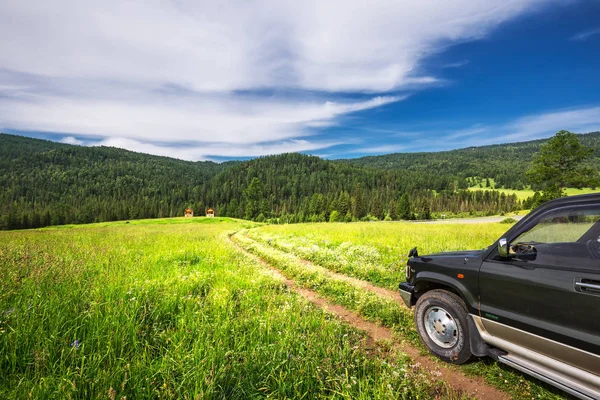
[200,153,521,223]
[1,131,598,230]
[345,131,600,192]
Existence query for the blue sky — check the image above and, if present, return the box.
[1,0,599,161]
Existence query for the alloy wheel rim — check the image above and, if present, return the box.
[423,306,459,348]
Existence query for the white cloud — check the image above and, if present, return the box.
[570,27,600,41]
[94,137,344,161]
[443,60,470,68]
[63,104,600,159]
[446,125,490,140]
[0,0,558,159]
[0,92,401,145]
[506,106,600,140]
[392,105,600,152]
[60,136,84,145]
[0,0,553,92]
[349,144,407,154]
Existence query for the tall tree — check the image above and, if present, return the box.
[527,130,599,202]
[244,177,263,220]
[396,193,412,220]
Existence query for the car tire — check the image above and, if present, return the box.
[414,289,473,364]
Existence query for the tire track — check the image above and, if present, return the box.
[248,234,405,303]
[229,232,510,400]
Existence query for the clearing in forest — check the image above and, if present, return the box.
[0,217,569,399]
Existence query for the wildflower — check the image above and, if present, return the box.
[70,339,80,349]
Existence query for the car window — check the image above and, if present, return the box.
[509,205,600,268]
[515,209,600,243]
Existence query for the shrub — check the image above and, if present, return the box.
[329,210,340,223]
[360,214,378,222]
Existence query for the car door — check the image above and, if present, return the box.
[479,203,600,373]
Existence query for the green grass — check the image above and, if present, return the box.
[251,221,511,266]
[1,217,574,399]
[246,221,570,400]
[233,232,417,340]
[246,229,404,290]
[244,221,516,291]
[0,218,450,399]
[467,182,600,201]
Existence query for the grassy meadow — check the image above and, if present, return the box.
[248,222,511,290]
[0,217,452,399]
[467,179,600,201]
[1,216,569,399]
[240,221,569,400]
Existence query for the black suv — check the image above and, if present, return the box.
[399,194,600,400]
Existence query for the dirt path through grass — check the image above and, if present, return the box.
[229,232,510,400]
[296,255,405,302]
[413,216,523,224]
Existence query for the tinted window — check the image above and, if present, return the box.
[510,205,600,268]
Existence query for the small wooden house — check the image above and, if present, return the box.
[206,208,215,218]
[184,208,194,218]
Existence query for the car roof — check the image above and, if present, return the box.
[541,193,600,208]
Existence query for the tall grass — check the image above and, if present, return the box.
[0,218,447,399]
[253,222,510,260]
[252,221,510,273]
[246,230,403,290]
[233,232,417,340]
[247,221,569,400]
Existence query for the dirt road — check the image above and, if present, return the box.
[229,232,511,400]
[412,215,524,224]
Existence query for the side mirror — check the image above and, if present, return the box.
[498,238,509,258]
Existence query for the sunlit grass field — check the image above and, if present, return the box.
[467,180,599,201]
[243,221,568,400]
[252,221,511,269]
[1,216,569,399]
[0,217,452,399]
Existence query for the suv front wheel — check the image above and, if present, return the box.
[414,289,473,364]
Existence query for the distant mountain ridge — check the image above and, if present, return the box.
[342,131,600,189]
[0,134,233,228]
[1,131,598,229]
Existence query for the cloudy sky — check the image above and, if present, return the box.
[1,0,599,161]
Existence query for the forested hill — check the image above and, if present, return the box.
[1,131,598,229]
[342,131,600,190]
[0,134,235,228]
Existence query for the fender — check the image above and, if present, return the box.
[414,271,479,313]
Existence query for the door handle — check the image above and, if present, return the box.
[575,279,600,294]
[575,282,600,290]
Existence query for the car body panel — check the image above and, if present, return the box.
[479,258,600,355]
[407,251,483,312]
[473,316,600,400]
